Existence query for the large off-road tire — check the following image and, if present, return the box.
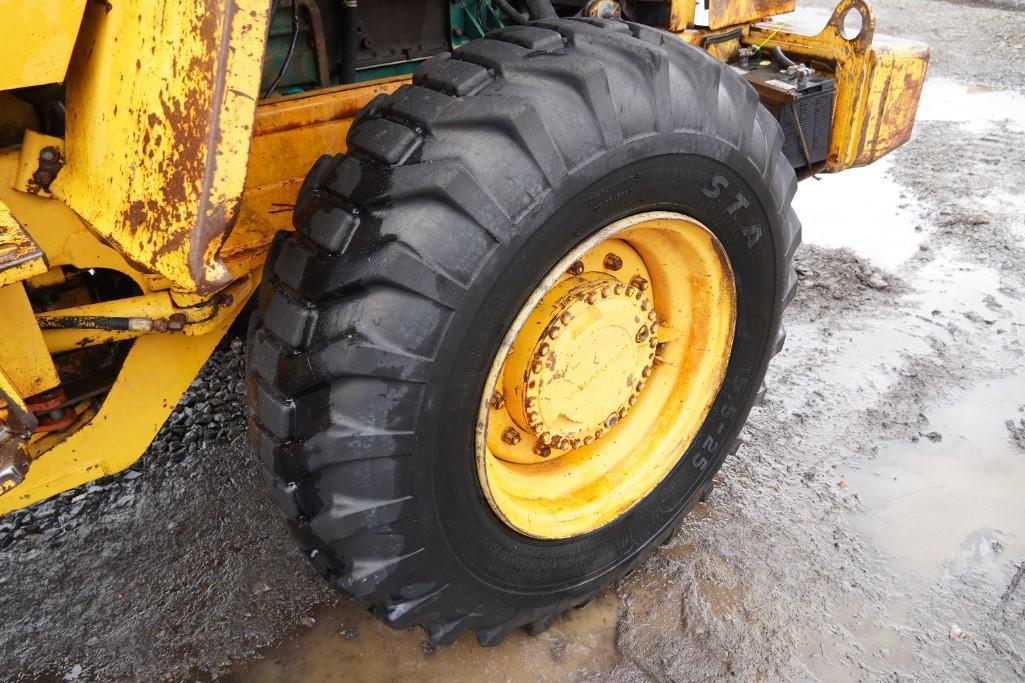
[247,18,799,645]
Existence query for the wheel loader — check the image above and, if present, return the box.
[0,0,926,645]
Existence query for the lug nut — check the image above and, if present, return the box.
[560,311,572,324]
[502,427,521,445]
[647,310,657,321]
[601,286,610,298]
[539,432,551,445]
[642,366,652,379]
[489,391,505,410]
[538,343,550,357]
[628,395,638,406]
[614,284,625,295]
[586,292,597,305]
[640,299,650,311]
[605,413,619,429]
[650,322,660,334]
[636,326,649,343]
[603,253,623,271]
[630,276,649,291]
[584,436,594,445]
[567,260,584,276]
[534,441,552,458]
[549,326,560,339]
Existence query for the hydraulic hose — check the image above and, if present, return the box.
[525,0,557,18]
[494,0,529,23]
[771,45,797,69]
[339,0,358,84]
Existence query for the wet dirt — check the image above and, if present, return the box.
[3,1,1025,681]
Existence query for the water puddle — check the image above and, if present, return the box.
[844,373,1025,587]
[792,156,926,270]
[228,591,621,682]
[915,78,1025,134]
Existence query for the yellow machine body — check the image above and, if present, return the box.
[0,0,88,91]
[0,0,927,514]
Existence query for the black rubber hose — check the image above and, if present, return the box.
[339,0,358,84]
[702,27,744,47]
[771,45,797,68]
[525,0,557,18]
[494,0,529,23]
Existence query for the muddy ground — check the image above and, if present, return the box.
[3,0,1025,680]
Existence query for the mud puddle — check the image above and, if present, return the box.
[228,592,622,682]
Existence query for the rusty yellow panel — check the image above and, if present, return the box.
[221,79,406,277]
[746,0,928,171]
[52,0,270,295]
[0,0,87,90]
[0,198,48,287]
[0,282,61,399]
[705,0,795,30]
[668,0,695,31]
[847,37,929,167]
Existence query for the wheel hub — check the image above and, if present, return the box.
[503,272,657,454]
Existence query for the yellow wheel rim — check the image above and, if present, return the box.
[475,211,737,539]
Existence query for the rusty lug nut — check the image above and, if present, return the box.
[618,408,628,419]
[539,432,551,445]
[559,311,572,324]
[502,427,521,445]
[636,381,646,392]
[586,292,597,305]
[628,395,638,406]
[650,322,660,334]
[601,286,611,298]
[649,337,658,348]
[38,146,60,163]
[595,428,605,439]
[640,299,651,311]
[567,260,585,276]
[167,313,187,332]
[538,343,550,357]
[489,392,505,410]
[550,435,563,449]
[531,360,542,374]
[642,366,652,379]
[626,286,636,298]
[603,253,624,271]
[647,310,657,321]
[630,276,649,291]
[584,436,594,445]
[549,326,561,339]
[614,284,625,295]
[636,326,649,343]
[605,413,619,429]
[534,441,552,458]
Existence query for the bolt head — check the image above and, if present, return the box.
[559,311,572,324]
[625,286,635,297]
[534,441,552,458]
[548,326,560,339]
[568,260,585,276]
[642,366,652,379]
[502,427,521,445]
[630,276,649,291]
[614,284,625,295]
[635,326,649,343]
[586,292,597,305]
[605,413,619,429]
[603,253,624,271]
[538,343,550,357]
